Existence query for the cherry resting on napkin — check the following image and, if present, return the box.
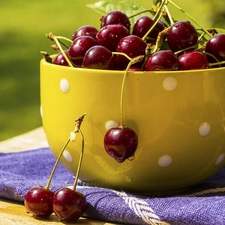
[24,114,87,220]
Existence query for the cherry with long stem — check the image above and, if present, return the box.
[104,55,143,163]
[52,114,87,221]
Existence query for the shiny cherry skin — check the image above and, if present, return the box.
[132,16,165,40]
[53,187,87,221]
[145,50,178,71]
[72,25,98,40]
[24,186,54,218]
[178,50,208,70]
[115,35,147,70]
[82,45,112,69]
[68,36,97,66]
[167,20,198,52]
[53,50,69,66]
[205,33,225,63]
[96,24,129,51]
[100,10,131,32]
[104,126,138,163]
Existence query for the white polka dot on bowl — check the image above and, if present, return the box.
[215,153,225,166]
[158,155,172,168]
[199,122,211,137]
[105,120,119,131]
[162,77,177,91]
[60,78,70,93]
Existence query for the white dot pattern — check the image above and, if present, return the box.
[60,78,70,93]
[55,74,225,173]
[158,155,172,167]
[215,153,225,166]
[163,77,177,91]
[199,122,211,136]
[63,149,73,162]
[105,120,119,131]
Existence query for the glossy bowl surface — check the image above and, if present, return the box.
[40,58,225,194]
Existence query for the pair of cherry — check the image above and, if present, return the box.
[24,114,87,221]
[24,185,86,221]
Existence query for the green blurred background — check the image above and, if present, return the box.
[0,0,224,141]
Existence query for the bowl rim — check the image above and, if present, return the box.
[41,57,225,75]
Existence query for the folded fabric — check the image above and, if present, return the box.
[1,148,225,225]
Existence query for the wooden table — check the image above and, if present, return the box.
[0,128,119,225]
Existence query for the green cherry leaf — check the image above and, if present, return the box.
[86,0,147,27]
[87,0,145,15]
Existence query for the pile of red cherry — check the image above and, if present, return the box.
[52,9,225,71]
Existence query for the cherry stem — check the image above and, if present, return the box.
[209,60,225,67]
[54,38,74,67]
[54,36,72,45]
[163,4,174,25]
[167,0,212,38]
[142,13,163,41]
[45,138,70,190]
[45,113,86,190]
[112,52,133,62]
[142,0,166,41]
[72,129,84,191]
[119,56,144,126]
[46,32,73,45]
[151,27,169,53]
[174,44,198,55]
[152,0,167,21]
[203,51,220,63]
[129,9,155,19]
[46,32,74,67]
[198,31,207,42]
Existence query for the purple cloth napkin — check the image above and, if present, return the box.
[1,148,225,225]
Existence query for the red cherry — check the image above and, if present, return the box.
[53,187,87,221]
[178,50,209,70]
[82,45,113,69]
[72,25,98,40]
[24,186,54,218]
[96,24,129,51]
[53,50,69,66]
[104,126,138,163]
[100,10,131,32]
[167,20,198,52]
[68,36,97,66]
[205,33,225,63]
[115,35,147,70]
[145,50,178,71]
[132,16,165,40]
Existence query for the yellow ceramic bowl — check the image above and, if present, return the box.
[40,58,225,194]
